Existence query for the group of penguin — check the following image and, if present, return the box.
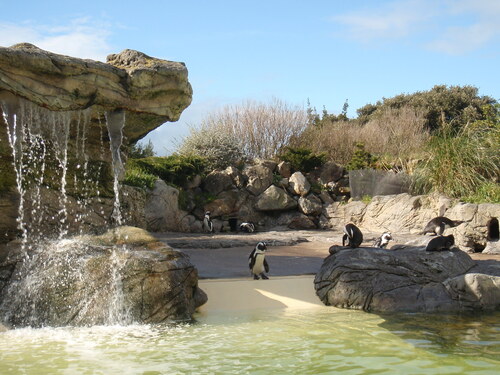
[206,210,462,280]
[203,211,255,234]
[342,216,461,252]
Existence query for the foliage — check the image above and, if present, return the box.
[295,106,429,166]
[176,125,243,170]
[462,182,500,204]
[123,154,208,189]
[412,110,499,199]
[181,98,308,160]
[356,85,496,132]
[346,143,378,170]
[279,147,327,173]
[123,165,157,189]
[128,140,155,159]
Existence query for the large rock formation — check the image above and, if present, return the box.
[314,245,500,313]
[0,43,192,242]
[0,226,207,327]
[0,43,192,141]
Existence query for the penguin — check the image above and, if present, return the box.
[373,232,392,249]
[203,211,214,233]
[421,216,463,236]
[248,242,269,280]
[342,223,363,248]
[239,222,255,233]
[425,234,455,252]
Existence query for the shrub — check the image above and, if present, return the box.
[346,143,378,170]
[279,147,327,173]
[124,154,208,189]
[180,98,308,160]
[176,125,243,170]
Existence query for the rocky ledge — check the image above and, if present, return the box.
[0,43,192,140]
[314,245,500,313]
[0,226,207,327]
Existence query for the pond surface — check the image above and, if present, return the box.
[1,307,498,374]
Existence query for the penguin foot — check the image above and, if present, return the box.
[253,274,260,280]
[260,274,269,280]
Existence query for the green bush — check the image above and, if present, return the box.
[123,166,157,189]
[279,147,327,173]
[124,154,208,189]
[346,143,378,170]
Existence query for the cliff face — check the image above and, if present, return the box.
[0,44,193,243]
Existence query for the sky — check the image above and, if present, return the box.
[1,0,499,155]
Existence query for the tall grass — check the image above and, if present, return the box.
[412,122,499,200]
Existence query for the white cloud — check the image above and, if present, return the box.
[427,22,498,55]
[332,0,436,42]
[332,0,500,55]
[0,18,112,61]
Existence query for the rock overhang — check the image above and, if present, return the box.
[0,43,192,142]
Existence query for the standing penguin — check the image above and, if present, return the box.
[426,234,455,252]
[248,242,269,280]
[373,232,392,249]
[421,217,463,236]
[203,211,214,233]
[342,223,363,248]
[239,222,255,233]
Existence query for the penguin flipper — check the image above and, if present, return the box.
[264,258,269,273]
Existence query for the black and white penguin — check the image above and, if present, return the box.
[342,223,363,248]
[239,222,255,233]
[373,232,392,249]
[421,216,463,236]
[203,211,214,233]
[425,234,455,252]
[248,242,269,280]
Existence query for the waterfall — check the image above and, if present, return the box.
[0,97,132,326]
[105,109,126,226]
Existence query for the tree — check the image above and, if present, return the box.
[128,140,155,159]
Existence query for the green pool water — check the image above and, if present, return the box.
[0,308,498,374]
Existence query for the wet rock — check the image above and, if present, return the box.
[0,226,206,327]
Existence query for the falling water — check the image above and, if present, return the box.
[0,97,131,326]
[105,109,125,226]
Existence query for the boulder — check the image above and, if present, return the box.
[298,194,323,216]
[224,166,246,188]
[314,245,500,313]
[288,214,317,230]
[204,190,241,218]
[202,170,234,195]
[0,226,207,327]
[145,180,189,232]
[243,165,273,196]
[277,161,292,178]
[289,172,310,197]
[317,161,344,185]
[254,185,297,211]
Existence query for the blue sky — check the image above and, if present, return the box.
[1,0,499,154]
